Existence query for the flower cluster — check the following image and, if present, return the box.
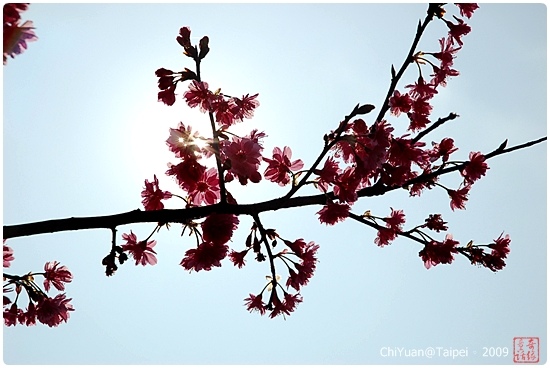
[3,3,37,65]
[3,242,74,327]
[418,232,510,272]
[238,229,318,319]
[105,3,507,322]
[180,213,240,272]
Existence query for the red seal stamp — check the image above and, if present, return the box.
[513,337,539,363]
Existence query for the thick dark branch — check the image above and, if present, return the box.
[3,137,546,239]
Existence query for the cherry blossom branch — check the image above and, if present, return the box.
[284,103,374,199]
[374,4,439,124]
[208,109,227,203]
[4,136,546,240]
[348,212,425,244]
[411,112,458,143]
[251,213,277,284]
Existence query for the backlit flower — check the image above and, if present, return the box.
[231,93,260,121]
[461,151,488,184]
[141,175,172,211]
[43,261,73,292]
[263,146,304,186]
[244,293,266,315]
[202,213,239,245]
[419,234,459,269]
[316,201,350,225]
[121,231,157,266]
[3,6,37,65]
[389,90,413,116]
[36,294,74,327]
[189,167,220,206]
[184,80,214,112]
[3,241,14,268]
[455,3,479,19]
[448,184,471,211]
[180,241,228,272]
[221,134,263,185]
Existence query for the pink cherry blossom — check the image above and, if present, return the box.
[202,213,239,245]
[448,184,471,211]
[121,231,158,266]
[3,240,14,268]
[419,234,459,269]
[229,249,248,268]
[244,293,266,315]
[43,261,73,292]
[221,133,264,185]
[141,175,172,211]
[263,146,304,186]
[166,123,202,159]
[317,201,350,225]
[461,151,488,183]
[36,294,74,327]
[389,90,413,116]
[180,241,228,272]
[231,93,260,121]
[184,80,214,112]
[189,167,220,205]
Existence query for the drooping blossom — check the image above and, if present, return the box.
[23,301,36,326]
[388,90,413,116]
[35,294,74,327]
[384,208,406,231]
[316,201,350,225]
[406,77,438,100]
[231,93,260,121]
[461,151,488,184]
[263,146,304,186]
[430,63,459,87]
[428,137,458,162]
[141,175,172,211]
[455,3,479,19]
[229,249,249,268]
[121,231,158,266]
[445,16,471,46]
[419,234,459,269]
[3,240,14,268]
[43,261,73,292]
[3,303,21,326]
[180,241,228,272]
[3,3,37,65]
[448,184,471,211]
[375,227,397,247]
[269,292,302,319]
[157,84,176,106]
[166,158,206,192]
[189,167,220,205]
[333,167,361,204]
[284,240,319,291]
[432,36,461,68]
[407,97,433,131]
[244,293,266,315]
[424,214,448,232]
[490,233,510,259]
[314,157,341,192]
[202,213,239,245]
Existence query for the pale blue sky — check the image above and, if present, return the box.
[3,3,547,365]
